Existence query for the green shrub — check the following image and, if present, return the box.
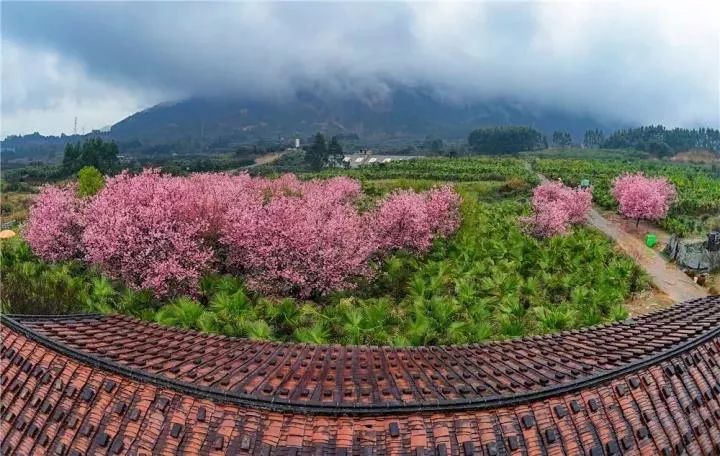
[1,237,88,314]
[77,166,105,197]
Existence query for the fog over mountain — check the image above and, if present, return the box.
[2,1,718,137]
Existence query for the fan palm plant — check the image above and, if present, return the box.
[243,319,273,340]
[294,323,330,344]
[428,296,460,330]
[404,302,434,345]
[265,298,305,337]
[466,321,493,342]
[533,305,576,333]
[197,311,219,333]
[155,297,204,329]
[200,274,244,300]
[496,313,526,339]
[116,288,154,317]
[210,290,251,317]
[338,304,364,345]
[607,304,629,322]
[84,276,117,314]
[453,276,477,306]
[408,274,430,300]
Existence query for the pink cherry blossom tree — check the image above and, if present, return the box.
[24,184,86,261]
[370,186,460,253]
[611,173,676,227]
[82,170,214,298]
[221,181,376,298]
[424,186,462,237]
[371,189,433,252]
[25,170,461,299]
[522,181,592,238]
[221,180,460,297]
[183,172,255,240]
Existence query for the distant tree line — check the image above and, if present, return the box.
[552,131,572,148]
[2,137,259,189]
[467,126,547,155]
[62,138,120,176]
[589,126,720,156]
[423,136,445,154]
[466,125,720,157]
[233,143,284,157]
[305,133,345,170]
[583,129,605,148]
[1,138,121,187]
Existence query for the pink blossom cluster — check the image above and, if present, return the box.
[371,186,460,252]
[82,171,215,298]
[221,182,458,297]
[522,181,593,238]
[221,181,373,297]
[611,173,676,225]
[24,170,460,298]
[24,184,86,261]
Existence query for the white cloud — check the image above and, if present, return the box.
[1,40,167,136]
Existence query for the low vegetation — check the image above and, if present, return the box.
[25,171,459,298]
[4,160,649,344]
[309,156,539,183]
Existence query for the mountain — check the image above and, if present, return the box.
[3,87,621,160]
[111,88,617,145]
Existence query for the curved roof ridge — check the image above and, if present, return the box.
[3,297,720,455]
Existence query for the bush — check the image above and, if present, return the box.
[371,186,460,252]
[1,237,87,315]
[77,166,105,197]
[82,170,214,298]
[221,176,376,298]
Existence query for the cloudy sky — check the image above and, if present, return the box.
[2,1,719,137]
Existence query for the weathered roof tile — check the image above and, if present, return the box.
[1,295,718,454]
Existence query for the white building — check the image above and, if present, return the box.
[342,153,419,168]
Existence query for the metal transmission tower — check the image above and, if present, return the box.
[74,117,78,135]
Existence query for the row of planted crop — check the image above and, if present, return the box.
[311,156,540,183]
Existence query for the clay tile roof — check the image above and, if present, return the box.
[1,295,719,454]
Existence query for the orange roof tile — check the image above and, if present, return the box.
[1,295,719,454]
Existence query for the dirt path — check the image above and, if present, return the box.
[529,166,709,304]
[585,207,708,303]
[253,151,284,166]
